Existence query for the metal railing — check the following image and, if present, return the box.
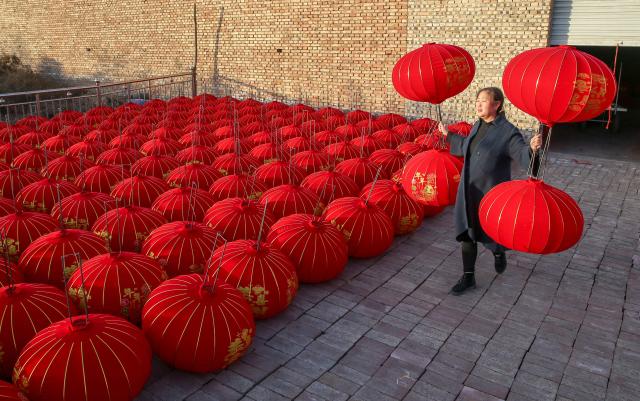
[0,70,197,124]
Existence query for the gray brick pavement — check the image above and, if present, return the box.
[136,154,640,401]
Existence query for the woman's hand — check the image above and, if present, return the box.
[438,122,448,137]
[530,134,542,152]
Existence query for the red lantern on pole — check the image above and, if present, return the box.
[360,179,425,235]
[254,161,306,188]
[165,163,222,189]
[66,140,107,162]
[13,314,151,401]
[74,164,128,194]
[131,155,181,179]
[142,274,255,373]
[335,157,380,189]
[142,221,224,277]
[19,229,108,289]
[369,149,407,178]
[0,168,41,199]
[0,212,59,259]
[151,187,216,222]
[392,43,475,104]
[300,170,360,204]
[95,147,142,165]
[0,143,32,165]
[290,150,330,175]
[175,145,218,165]
[259,184,323,219]
[12,148,59,173]
[323,196,394,258]
[66,252,166,323]
[479,178,584,254]
[92,205,167,252]
[204,198,276,241]
[0,283,76,379]
[139,137,182,157]
[267,214,348,283]
[207,240,298,319]
[401,149,462,206]
[41,154,93,182]
[209,174,267,202]
[50,191,115,230]
[111,175,169,208]
[16,179,79,213]
[212,153,260,176]
[42,134,82,155]
[322,141,360,163]
[502,46,617,126]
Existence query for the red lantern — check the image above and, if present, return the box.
[12,148,59,173]
[208,240,298,319]
[0,257,22,286]
[392,43,475,104]
[376,113,408,129]
[396,141,426,157]
[0,125,30,142]
[0,283,75,379]
[254,161,306,188]
[54,110,83,125]
[249,143,284,164]
[349,135,385,157]
[360,180,425,235]
[323,197,394,258]
[74,164,128,194]
[139,137,182,157]
[214,138,252,155]
[323,141,360,162]
[447,121,473,136]
[66,140,106,162]
[42,134,82,155]
[18,229,108,288]
[283,136,312,154]
[51,191,115,230]
[479,178,584,254]
[212,153,260,176]
[277,125,303,141]
[175,145,218,165]
[15,117,47,131]
[267,214,348,283]
[204,197,276,241]
[335,124,361,140]
[0,143,32,165]
[122,122,152,137]
[41,154,94,182]
[142,274,255,372]
[0,168,41,199]
[290,150,330,175]
[401,149,462,206]
[369,149,407,178]
[312,130,342,148]
[13,314,151,401]
[14,132,50,147]
[502,46,616,126]
[209,174,267,202]
[179,130,218,147]
[142,221,224,277]
[16,178,79,213]
[0,380,25,400]
[300,170,360,204]
[85,128,118,143]
[148,126,183,141]
[372,129,403,148]
[259,184,323,219]
[335,157,380,189]
[346,110,371,124]
[108,134,147,150]
[317,107,344,119]
[247,130,273,146]
[92,205,167,252]
[392,122,425,142]
[66,252,166,323]
[96,147,142,165]
[131,155,181,179]
[110,175,169,208]
[0,211,58,259]
[152,187,216,222]
[165,163,222,189]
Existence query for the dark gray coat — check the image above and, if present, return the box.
[447,113,533,252]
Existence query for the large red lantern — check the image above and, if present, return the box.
[18,229,108,289]
[323,196,394,258]
[0,211,59,259]
[392,43,475,104]
[142,221,224,277]
[209,174,267,202]
[212,153,260,176]
[479,178,584,254]
[254,161,306,188]
[139,137,182,157]
[0,143,32,165]
[300,170,360,204]
[151,187,216,222]
[66,140,107,162]
[12,148,59,173]
[95,147,142,165]
[92,205,167,252]
[267,214,348,283]
[290,150,330,175]
[13,314,151,401]
[165,163,222,189]
[16,178,79,213]
[369,149,407,179]
[249,142,283,164]
[322,141,360,163]
[42,134,82,155]
[175,145,218,165]
[142,274,255,372]
[131,155,181,179]
[502,46,616,126]
[0,283,75,378]
[0,169,41,199]
[85,128,118,143]
[401,149,462,206]
[74,164,128,194]
[360,180,425,235]
[50,191,115,230]
[259,184,323,219]
[111,175,170,208]
[204,198,276,241]
[66,252,166,323]
[41,154,93,182]
[207,240,298,319]
[335,157,380,189]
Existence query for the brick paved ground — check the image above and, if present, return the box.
[136,152,640,401]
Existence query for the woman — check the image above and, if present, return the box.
[441,87,542,295]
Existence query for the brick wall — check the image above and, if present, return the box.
[0,0,551,127]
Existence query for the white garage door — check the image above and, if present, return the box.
[550,0,640,46]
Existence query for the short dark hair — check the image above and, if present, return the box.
[477,87,505,114]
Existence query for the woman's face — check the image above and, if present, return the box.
[476,91,501,120]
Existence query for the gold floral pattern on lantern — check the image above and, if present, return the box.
[68,286,91,309]
[223,328,253,366]
[238,285,269,317]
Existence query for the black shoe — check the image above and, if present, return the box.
[494,252,507,274]
[451,273,476,295]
